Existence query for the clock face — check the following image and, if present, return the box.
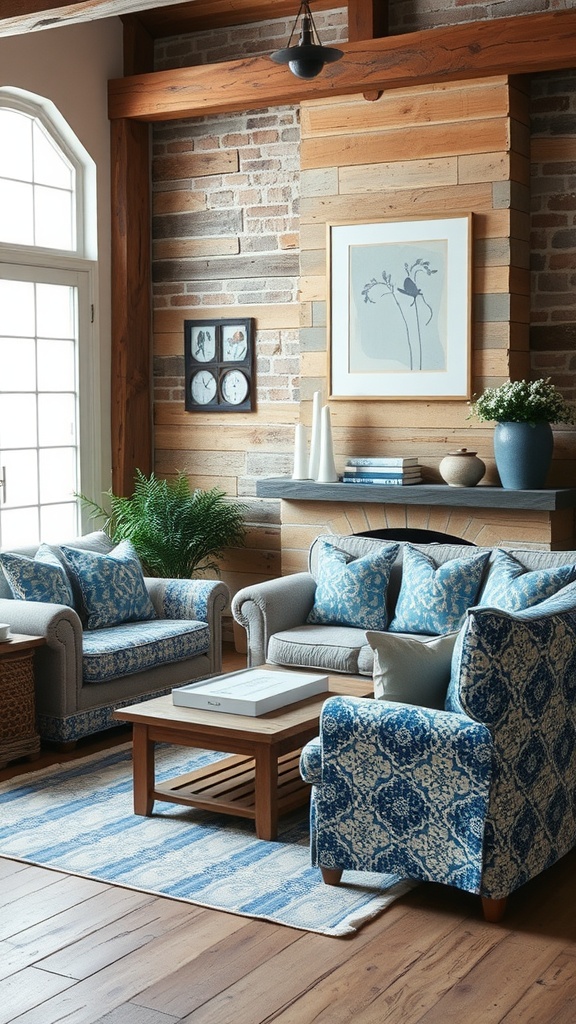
[190,369,217,405]
[221,368,250,406]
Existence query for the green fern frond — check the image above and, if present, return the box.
[77,471,247,578]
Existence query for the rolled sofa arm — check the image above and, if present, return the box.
[0,597,83,719]
[145,578,229,674]
[231,572,317,667]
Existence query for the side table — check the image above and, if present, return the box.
[0,634,44,769]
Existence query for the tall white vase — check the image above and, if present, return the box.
[308,391,322,480]
[317,405,338,482]
[292,423,309,479]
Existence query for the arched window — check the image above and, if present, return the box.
[0,89,99,548]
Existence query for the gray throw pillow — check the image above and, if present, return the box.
[366,629,460,710]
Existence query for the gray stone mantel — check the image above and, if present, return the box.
[256,478,576,511]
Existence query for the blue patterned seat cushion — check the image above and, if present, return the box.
[307,539,399,631]
[389,544,490,635]
[0,544,74,606]
[61,540,156,630]
[82,618,210,683]
[478,548,576,613]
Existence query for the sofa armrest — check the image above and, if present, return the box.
[231,572,317,667]
[307,695,493,892]
[145,578,229,673]
[0,597,83,719]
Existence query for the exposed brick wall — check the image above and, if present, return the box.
[154,9,348,70]
[153,13,347,412]
[530,69,576,402]
[389,0,576,33]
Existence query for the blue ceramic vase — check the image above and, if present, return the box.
[493,421,553,489]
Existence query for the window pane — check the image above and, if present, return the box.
[0,338,35,391]
[36,282,75,339]
[39,447,77,503]
[0,395,37,447]
[0,109,33,181]
[0,281,35,336]
[34,185,74,250]
[38,394,76,446]
[40,502,78,541]
[0,448,38,508]
[37,338,75,391]
[33,121,73,190]
[0,506,39,548]
[0,178,34,246]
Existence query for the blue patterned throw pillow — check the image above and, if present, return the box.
[60,540,156,630]
[0,544,74,606]
[389,544,491,635]
[307,539,399,631]
[478,549,576,613]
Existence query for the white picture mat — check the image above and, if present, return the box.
[329,214,471,400]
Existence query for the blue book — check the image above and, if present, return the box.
[341,476,422,486]
[343,468,421,479]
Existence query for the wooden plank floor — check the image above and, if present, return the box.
[1,646,576,1023]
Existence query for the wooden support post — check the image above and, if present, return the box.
[110,116,153,496]
[347,0,388,101]
[110,17,154,496]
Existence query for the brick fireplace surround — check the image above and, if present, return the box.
[256,479,576,575]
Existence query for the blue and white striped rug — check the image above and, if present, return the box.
[0,743,413,936]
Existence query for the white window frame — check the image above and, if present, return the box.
[0,88,101,538]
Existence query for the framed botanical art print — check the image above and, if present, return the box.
[184,318,254,412]
[328,214,472,400]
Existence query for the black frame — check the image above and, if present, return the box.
[184,317,255,412]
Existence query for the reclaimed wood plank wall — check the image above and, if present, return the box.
[153,73,573,621]
[281,74,574,570]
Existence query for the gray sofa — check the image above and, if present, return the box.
[232,533,576,679]
[0,531,229,744]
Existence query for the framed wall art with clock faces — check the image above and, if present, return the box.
[184,317,255,412]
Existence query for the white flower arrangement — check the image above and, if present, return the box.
[470,378,575,426]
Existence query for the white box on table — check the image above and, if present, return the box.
[172,667,329,716]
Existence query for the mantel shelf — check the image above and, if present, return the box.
[256,478,576,511]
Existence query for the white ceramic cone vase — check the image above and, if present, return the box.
[308,391,322,480]
[292,423,309,479]
[317,405,338,482]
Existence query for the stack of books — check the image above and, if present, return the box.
[341,457,422,486]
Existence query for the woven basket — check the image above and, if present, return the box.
[0,650,40,763]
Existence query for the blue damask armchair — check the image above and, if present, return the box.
[300,604,576,921]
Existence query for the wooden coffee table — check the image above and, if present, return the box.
[114,666,372,841]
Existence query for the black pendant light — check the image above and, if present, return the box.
[270,1,344,80]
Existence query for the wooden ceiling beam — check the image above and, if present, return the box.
[0,0,190,36]
[137,0,339,38]
[0,0,342,38]
[108,8,576,122]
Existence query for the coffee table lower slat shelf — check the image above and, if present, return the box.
[153,750,310,824]
[115,668,372,840]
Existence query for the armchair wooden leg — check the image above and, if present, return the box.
[481,896,507,922]
[321,866,343,886]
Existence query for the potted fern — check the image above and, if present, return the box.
[78,470,247,578]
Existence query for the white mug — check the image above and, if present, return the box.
[0,624,11,642]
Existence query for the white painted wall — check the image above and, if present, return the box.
[0,17,124,492]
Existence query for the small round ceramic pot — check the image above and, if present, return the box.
[439,448,486,487]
